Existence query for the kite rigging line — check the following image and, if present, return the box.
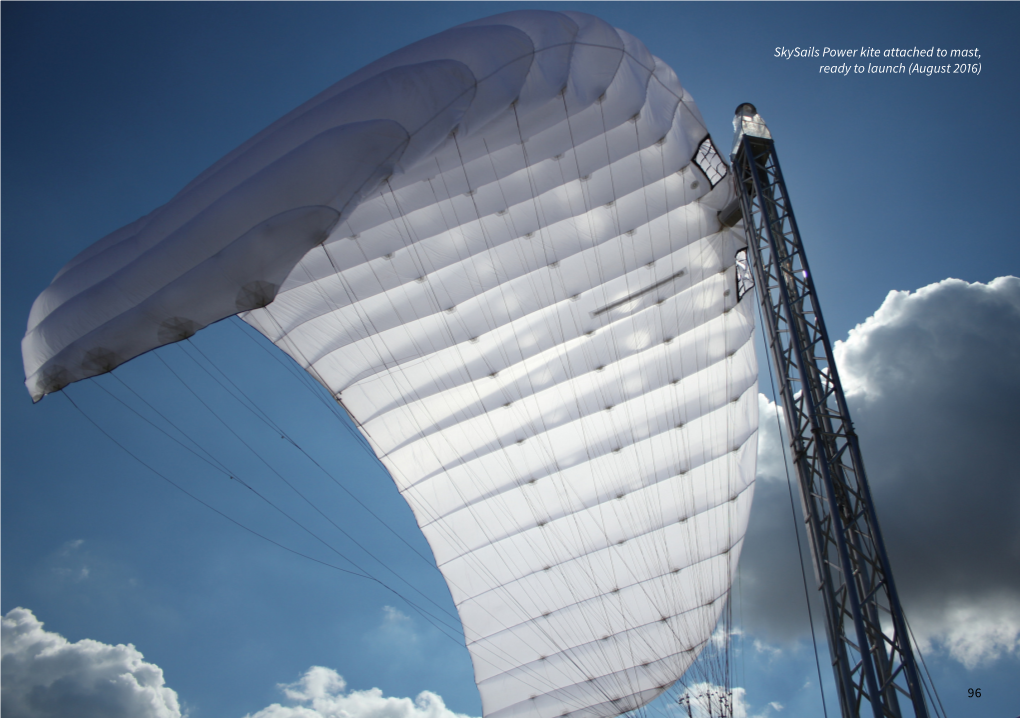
[64,349,588,703]
[63,381,467,638]
[754,294,830,718]
[23,12,772,717]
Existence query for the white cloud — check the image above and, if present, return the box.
[738,395,819,640]
[51,538,91,583]
[710,626,743,650]
[676,682,782,718]
[1,607,183,718]
[382,606,410,626]
[908,595,1020,669]
[754,395,791,485]
[751,639,782,661]
[244,667,478,718]
[677,682,749,718]
[372,605,420,656]
[740,277,1020,667]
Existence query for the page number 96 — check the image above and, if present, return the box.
[967,688,981,698]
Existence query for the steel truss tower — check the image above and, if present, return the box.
[728,104,930,718]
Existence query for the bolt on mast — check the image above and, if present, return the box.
[727,103,930,718]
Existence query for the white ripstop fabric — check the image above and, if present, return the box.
[22,10,758,718]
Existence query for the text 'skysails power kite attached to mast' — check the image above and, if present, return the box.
[24,11,760,718]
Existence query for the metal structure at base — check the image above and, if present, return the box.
[727,104,930,718]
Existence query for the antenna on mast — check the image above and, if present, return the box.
[728,104,931,718]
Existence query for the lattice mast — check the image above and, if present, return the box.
[727,104,930,718]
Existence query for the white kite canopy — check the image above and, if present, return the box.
[24,10,758,718]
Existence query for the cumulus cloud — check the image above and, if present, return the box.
[737,394,822,640]
[739,277,1020,667]
[1,607,183,718]
[676,682,782,718]
[710,626,743,650]
[244,666,478,718]
[908,596,1020,669]
[677,682,749,718]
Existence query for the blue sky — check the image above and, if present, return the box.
[3,3,1019,718]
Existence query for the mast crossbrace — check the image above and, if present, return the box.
[730,123,929,718]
